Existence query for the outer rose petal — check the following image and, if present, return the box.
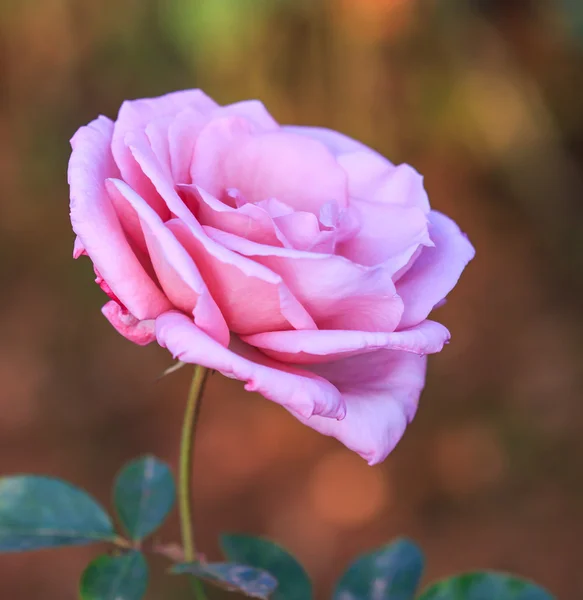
[302,351,427,464]
[282,126,382,157]
[191,117,348,213]
[204,227,405,333]
[102,300,156,346]
[107,179,230,347]
[397,211,476,329]
[156,311,345,420]
[73,236,86,258]
[242,320,450,364]
[68,116,171,320]
[214,100,280,131]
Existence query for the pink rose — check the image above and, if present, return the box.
[68,90,474,464]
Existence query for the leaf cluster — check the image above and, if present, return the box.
[0,456,555,599]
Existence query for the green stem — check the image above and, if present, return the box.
[179,365,209,600]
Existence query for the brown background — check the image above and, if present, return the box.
[1,0,583,598]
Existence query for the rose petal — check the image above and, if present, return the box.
[255,197,295,218]
[282,125,382,157]
[106,179,230,347]
[319,202,360,246]
[121,139,317,334]
[301,350,427,464]
[126,130,203,226]
[191,117,348,213]
[242,320,449,364]
[144,116,173,174]
[168,108,210,184]
[101,300,156,346]
[204,227,405,332]
[68,116,171,320]
[339,152,430,214]
[111,90,217,217]
[392,245,424,282]
[273,211,335,252]
[397,211,475,329]
[337,199,433,268]
[156,311,345,420]
[180,185,289,247]
[214,99,280,131]
[113,91,216,154]
[73,236,86,258]
[167,219,317,335]
[105,187,149,255]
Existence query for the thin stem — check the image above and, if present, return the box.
[179,364,209,600]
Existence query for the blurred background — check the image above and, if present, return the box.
[1,0,583,597]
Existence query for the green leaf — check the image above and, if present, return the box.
[0,475,115,552]
[418,572,555,600]
[172,561,277,599]
[220,533,312,600]
[80,551,148,600]
[333,538,424,600]
[113,455,175,541]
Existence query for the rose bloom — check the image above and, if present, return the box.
[68,91,474,464]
